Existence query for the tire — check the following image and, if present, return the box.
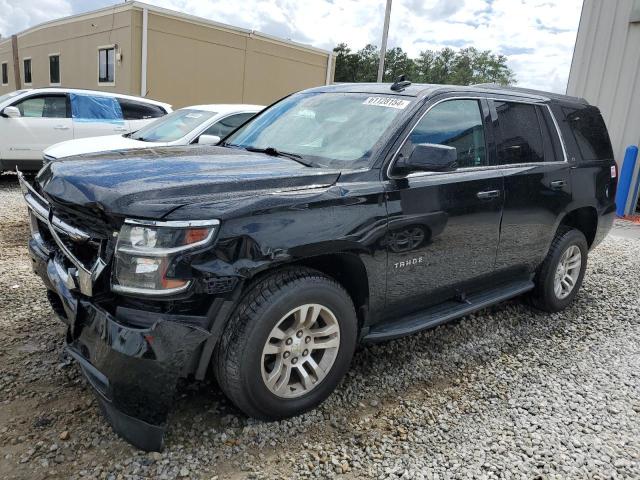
[214,267,358,420]
[531,226,588,312]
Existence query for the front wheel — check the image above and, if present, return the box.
[214,268,357,420]
[531,227,588,312]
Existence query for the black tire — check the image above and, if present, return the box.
[214,267,358,420]
[531,226,588,312]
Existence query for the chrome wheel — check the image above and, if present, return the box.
[554,245,582,299]
[261,304,340,398]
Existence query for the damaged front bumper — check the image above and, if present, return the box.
[20,173,211,451]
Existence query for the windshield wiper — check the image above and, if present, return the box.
[244,146,314,167]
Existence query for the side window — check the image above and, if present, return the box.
[70,94,123,121]
[13,95,68,118]
[23,58,32,84]
[49,55,60,84]
[203,113,255,138]
[495,101,544,164]
[98,47,115,84]
[117,99,166,120]
[562,106,613,160]
[409,99,487,168]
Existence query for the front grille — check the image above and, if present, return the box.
[20,172,111,297]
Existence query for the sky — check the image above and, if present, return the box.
[0,0,584,93]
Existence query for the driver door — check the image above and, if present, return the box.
[1,94,73,161]
[383,96,504,317]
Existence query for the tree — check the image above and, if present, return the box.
[333,43,516,86]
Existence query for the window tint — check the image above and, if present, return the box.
[98,48,115,83]
[204,112,254,138]
[562,106,613,160]
[23,59,32,84]
[49,55,60,84]
[14,95,68,118]
[118,99,166,120]
[409,99,487,168]
[495,101,544,164]
[1,63,7,85]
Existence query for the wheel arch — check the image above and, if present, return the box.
[558,206,598,248]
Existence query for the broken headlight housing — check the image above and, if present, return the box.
[112,219,219,295]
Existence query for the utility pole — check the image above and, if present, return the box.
[377,0,392,83]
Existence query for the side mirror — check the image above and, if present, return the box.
[2,106,21,118]
[198,134,221,146]
[395,143,457,175]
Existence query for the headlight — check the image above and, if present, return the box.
[112,219,219,295]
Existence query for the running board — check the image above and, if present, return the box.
[363,280,534,343]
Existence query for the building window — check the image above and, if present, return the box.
[1,63,7,85]
[49,55,60,85]
[23,58,32,84]
[98,47,115,84]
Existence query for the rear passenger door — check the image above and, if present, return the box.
[491,99,572,274]
[70,93,130,138]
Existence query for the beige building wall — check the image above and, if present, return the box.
[0,39,17,92]
[0,9,136,96]
[0,2,334,108]
[145,11,333,108]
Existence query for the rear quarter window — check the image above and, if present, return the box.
[118,99,167,120]
[562,106,613,160]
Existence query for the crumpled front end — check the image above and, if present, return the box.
[19,172,210,451]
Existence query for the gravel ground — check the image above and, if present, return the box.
[0,171,638,479]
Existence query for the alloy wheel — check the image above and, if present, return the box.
[554,244,582,299]
[261,304,340,398]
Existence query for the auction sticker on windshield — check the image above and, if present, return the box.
[363,97,410,109]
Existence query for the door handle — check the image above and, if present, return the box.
[53,125,70,130]
[477,190,501,200]
[550,180,567,189]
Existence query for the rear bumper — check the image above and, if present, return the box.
[28,238,210,451]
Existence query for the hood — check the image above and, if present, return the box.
[44,135,165,159]
[37,145,342,219]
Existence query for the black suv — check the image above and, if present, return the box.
[20,82,617,451]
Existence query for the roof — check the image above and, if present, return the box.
[7,87,171,108]
[183,104,265,113]
[311,82,589,104]
[0,1,331,57]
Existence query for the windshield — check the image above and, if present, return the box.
[224,92,412,168]
[130,109,217,142]
[0,90,28,105]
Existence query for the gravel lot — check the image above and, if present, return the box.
[1,171,638,479]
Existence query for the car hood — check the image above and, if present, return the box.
[37,145,342,219]
[44,135,166,159]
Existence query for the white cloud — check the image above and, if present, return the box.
[0,0,583,93]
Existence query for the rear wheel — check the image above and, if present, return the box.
[214,268,357,419]
[531,227,588,312]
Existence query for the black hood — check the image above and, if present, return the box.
[37,146,342,219]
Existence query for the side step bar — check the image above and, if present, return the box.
[363,280,534,343]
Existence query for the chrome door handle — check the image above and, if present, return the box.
[53,125,70,130]
[477,190,501,199]
[550,180,567,189]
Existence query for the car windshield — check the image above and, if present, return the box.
[0,90,28,105]
[130,109,217,142]
[224,92,412,168]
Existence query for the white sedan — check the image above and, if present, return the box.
[44,104,263,163]
[0,88,172,171]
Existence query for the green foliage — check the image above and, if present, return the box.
[332,44,516,86]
